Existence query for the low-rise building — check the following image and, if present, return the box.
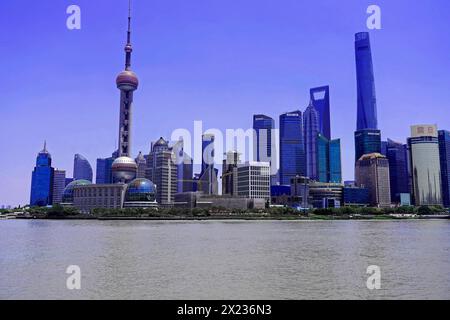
[174,192,265,210]
[237,162,271,201]
[73,184,127,213]
[343,186,370,206]
[308,181,343,208]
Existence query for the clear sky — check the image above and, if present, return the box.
[1,0,449,207]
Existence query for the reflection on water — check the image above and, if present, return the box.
[0,220,449,300]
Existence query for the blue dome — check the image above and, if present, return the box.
[62,180,92,203]
[126,178,157,202]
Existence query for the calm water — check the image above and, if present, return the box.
[0,219,449,300]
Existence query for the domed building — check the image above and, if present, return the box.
[112,156,138,183]
[62,180,92,204]
[123,178,158,209]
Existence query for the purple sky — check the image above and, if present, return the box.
[1,0,449,207]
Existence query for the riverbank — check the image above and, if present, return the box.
[14,214,450,221]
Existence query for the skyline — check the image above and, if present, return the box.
[1,0,450,206]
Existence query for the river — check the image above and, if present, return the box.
[0,219,449,300]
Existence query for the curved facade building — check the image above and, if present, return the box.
[408,125,442,206]
[355,32,378,131]
[123,178,158,208]
[62,179,92,204]
[73,154,93,182]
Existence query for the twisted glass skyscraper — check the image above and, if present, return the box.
[355,32,378,131]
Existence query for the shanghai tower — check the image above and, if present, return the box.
[354,32,381,162]
[355,32,378,131]
[116,0,139,158]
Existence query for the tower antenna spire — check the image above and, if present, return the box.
[125,0,133,70]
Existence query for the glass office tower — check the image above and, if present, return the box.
[253,114,275,163]
[317,134,342,184]
[96,153,116,184]
[329,139,342,183]
[30,142,54,207]
[355,32,378,131]
[73,154,93,182]
[386,139,410,204]
[354,129,381,162]
[438,130,450,207]
[317,135,329,182]
[52,169,66,205]
[310,86,331,140]
[279,111,306,185]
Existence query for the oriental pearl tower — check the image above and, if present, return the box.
[112,0,139,183]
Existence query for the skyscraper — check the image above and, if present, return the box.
[52,169,66,205]
[135,151,147,179]
[355,32,378,131]
[408,125,442,206]
[253,114,275,163]
[111,0,139,183]
[145,138,178,205]
[317,134,342,184]
[310,86,331,140]
[303,101,320,180]
[222,151,241,196]
[172,138,194,193]
[354,129,381,162]
[73,154,93,182]
[329,138,342,184]
[438,130,450,207]
[317,134,329,182]
[386,139,410,204]
[198,134,219,195]
[355,153,391,208]
[279,111,306,185]
[30,142,54,207]
[96,152,117,184]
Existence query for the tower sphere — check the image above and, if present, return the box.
[116,70,139,91]
[112,156,138,183]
